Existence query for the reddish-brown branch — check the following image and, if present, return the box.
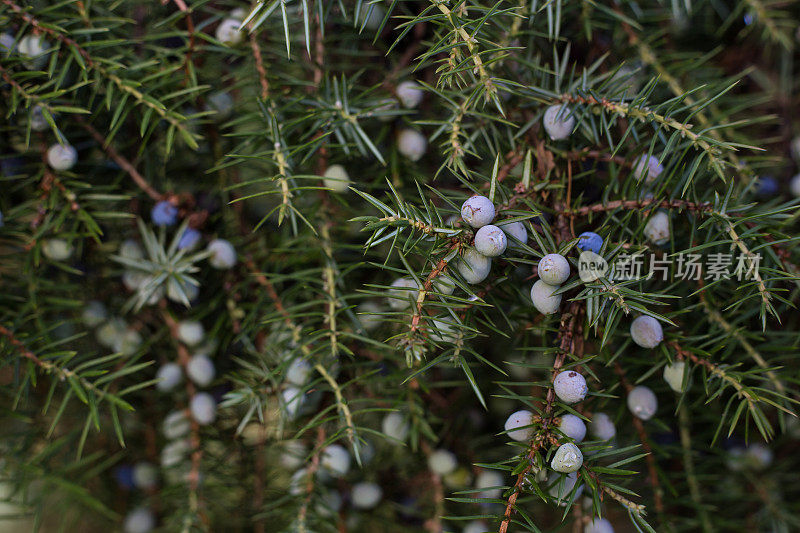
[571,198,713,216]
[77,118,161,200]
[498,302,584,533]
[249,33,270,100]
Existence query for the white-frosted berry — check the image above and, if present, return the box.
[30,105,49,132]
[543,105,575,140]
[627,386,658,420]
[630,315,664,348]
[121,270,147,292]
[547,472,583,506]
[162,410,191,439]
[351,481,383,509]
[161,439,191,468]
[357,301,383,331]
[286,358,312,385]
[381,411,409,443]
[321,444,351,477]
[123,507,155,533]
[358,2,386,30]
[82,300,107,328]
[558,414,586,443]
[429,318,459,343]
[316,489,343,517]
[551,442,583,473]
[95,317,126,348]
[205,91,234,120]
[216,18,244,45]
[501,221,527,249]
[455,248,492,284]
[632,154,664,184]
[282,386,304,418]
[114,328,143,356]
[460,196,495,228]
[280,440,308,470]
[156,362,183,392]
[187,354,216,387]
[396,80,424,108]
[207,238,237,269]
[18,35,49,69]
[167,277,199,304]
[387,277,419,310]
[397,129,427,161]
[323,164,351,193]
[177,320,205,346]
[504,410,534,442]
[190,392,217,425]
[474,225,507,257]
[433,275,456,295]
[46,143,78,171]
[538,254,570,285]
[132,461,158,490]
[463,521,488,533]
[120,239,144,260]
[589,412,616,441]
[643,211,670,245]
[0,33,15,55]
[663,361,686,392]
[585,517,614,533]
[475,470,504,500]
[42,238,74,261]
[553,371,588,404]
[530,280,562,315]
[791,173,800,198]
[428,449,457,476]
[745,443,773,470]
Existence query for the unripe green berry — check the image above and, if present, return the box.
[286,358,312,385]
[323,164,351,193]
[630,315,664,348]
[428,449,457,475]
[643,211,670,245]
[474,225,507,257]
[132,461,158,490]
[538,254,570,285]
[42,238,74,261]
[530,280,562,314]
[627,386,657,420]
[216,18,244,45]
[82,300,107,328]
[433,275,456,295]
[550,442,583,473]
[455,248,491,284]
[553,370,588,404]
[460,196,495,228]
[504,409,534,442]
[663,361,687,392]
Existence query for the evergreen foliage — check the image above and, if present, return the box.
[1,1,800,532]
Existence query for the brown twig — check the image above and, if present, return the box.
[77,118,161,200]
